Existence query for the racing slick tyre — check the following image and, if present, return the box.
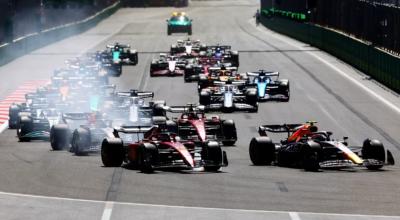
[188,26,192,35]
[101,138,124,167]
[50,124,71,151]
[8,104,21,129]
[198,76,208,92]
[150,62,158,77]
[166,120,178,133]
[71,128,91,156]
[221,120,237,146]
[152,100,167,116]
[170,45,177,54]
[184,65,194,82]
[301,141,321,171]
[129,50,138,65]
[167,27,172,35]
[138,143,159,173]
[230,51,239,67]
[17,116,33,142]
[246,89,258,112]
[249,137,275,165]
[199,90,211,106]
[279,80,290,102]
[362,139,385,170]
[202,141,223,172]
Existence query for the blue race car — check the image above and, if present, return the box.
[246,70,290,102]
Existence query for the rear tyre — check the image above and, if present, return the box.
[279,80,290,102]
[188,26,192,35]
[8,104,20,129]
[249,137,275,165]
[101,138,124,167]
[72,128,91,156]
[50,124,71,150]
[362,139,385,170]
[199,90,211,106]
[221,120,237,146]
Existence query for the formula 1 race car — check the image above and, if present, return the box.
[246,70,290,101]
[101,43,138,65]
[163,104,237,146]
[50,112,95,151]
[150,54,187,77]
[184,58,235,82]
[101,125,228,173]
[167,12,192,35]
[96,52,123,77]
[199,81,258,113]
[205,45,239,67]
[249,121,395,171]
[197,66,246,91]
[50,90,161,153]
[17,108,62,142]
[170,38,206,57]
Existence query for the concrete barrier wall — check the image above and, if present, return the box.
[260,15,400,93]
[0,1,120,66]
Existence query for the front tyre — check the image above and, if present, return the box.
[362,139,385,170]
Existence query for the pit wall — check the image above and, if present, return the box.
[261,13,400,93]
[0,1,120,66]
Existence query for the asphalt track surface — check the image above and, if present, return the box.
[0,0,400,219]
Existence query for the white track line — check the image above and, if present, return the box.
[254,20,400,115]
[0,190,399,219]
[289,212,302,220]
[101,201,114,220]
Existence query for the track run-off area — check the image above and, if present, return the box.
[0,0,399,219]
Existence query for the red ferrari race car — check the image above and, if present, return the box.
[101,124,228,173]
[163,104,237,146]
[249,121,395,171]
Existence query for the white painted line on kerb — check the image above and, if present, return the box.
[256,21,400,115]
[101,201,114,220]
[289,212,301,220]
[0,121,8,133]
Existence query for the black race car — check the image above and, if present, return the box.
[249,122,395,171]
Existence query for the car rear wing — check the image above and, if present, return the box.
[107,44,130,49]
[208,66,237,71]
[247,71,279,77]
[114,125,153,134]
[62,112,90,120]
[165,104,205,113]
[213,80,247,86]
[116,90,154,99]
[207,45,232,50]
[258,124,304,134]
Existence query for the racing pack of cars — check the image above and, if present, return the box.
[6,27,395,173]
